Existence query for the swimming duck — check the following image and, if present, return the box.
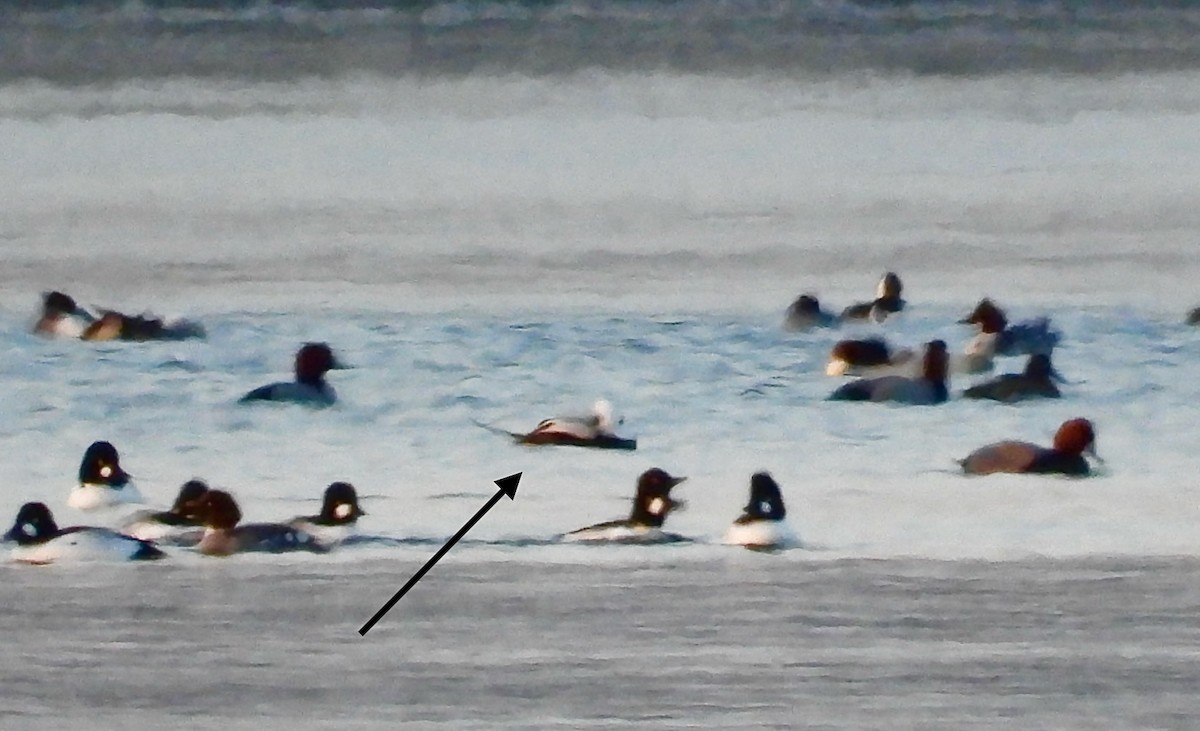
[828,340,949,405]
[562,468,687,543]
[962,353,1062,402]
[486,400,637,450]
[959,298,1059,356]
[783,294,837,331]
[121,479,210,545]
[193,490,327,556]
[4,502,164,564]
[841,272,905,322]
[723,472,799,550]
[240,342,344,407]
[33,290,95,338]
[288,482,366,547]
[69,440,145,511]
[825,337,917,377]
[960,418,1100,476]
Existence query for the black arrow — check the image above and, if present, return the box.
[358,472,522,636]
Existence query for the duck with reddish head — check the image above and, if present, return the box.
[121,479,210,546]
[69,440,144,511]
[240,342,344,408]
[33,291,95,338]
[959,298,1059,357]
[4,502,164,564]
[963,352,1064,402]
[562,468,687,544]
[723,472,799,551]
[288,482,366,547]
[784,294,837,331]
[192,490,327,556]
[960,418,1101,476]
[841,272,905,323]
[829,340,949,405]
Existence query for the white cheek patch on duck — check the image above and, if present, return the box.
[21,522,36,537]
[760,501,772,516]
[334,503,353,520]
[648,497,666,516]
[99,466,113,479]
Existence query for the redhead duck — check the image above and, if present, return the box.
[960,418,1100,476]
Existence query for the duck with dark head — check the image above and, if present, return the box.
[829,339,949,405]
[841,272,905,323]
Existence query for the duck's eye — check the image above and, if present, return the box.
[648,497,665,516]
[334,504,352,519]
[99,466,112,478]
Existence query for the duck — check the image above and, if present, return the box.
[1188,307,1200,326]
[825,337,917,377]
[33,290,95,338]
[723,472,799,550]
[68,440,145,511]
[288,482,366,547]
[239,342,344,407]
[192,490,327,556]
[828,340,949,405]
[121,479,210,546]
[561,468,688,543]
[962,352,1062,402]
[959,298,1059,356]
[840,272,905,322]
[487,400,637,450]
[783,294,837,331]
[960,418,1100,476]
[4,502,164,564]
[81,308,206,342]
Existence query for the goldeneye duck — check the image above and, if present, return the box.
[841,272,905,322]
[239,342,344,408]
[508,400,637,450]
[562,468,687,543]
[4,502,164,564]
[783,294,837,331]
[288,481,365,546]
[1187,307,1200,326]
[960,418,1100,476]
[959,298,1060,357]
[962,352,1063,402]
[193,490,327,556]
[122,479,210,546]
[69,440,145,511]
[82,308,206,342]
[829,340,949,405]
[33,290,95,339]
[723,472,799,551]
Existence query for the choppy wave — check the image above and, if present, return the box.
[3,0,1200,82]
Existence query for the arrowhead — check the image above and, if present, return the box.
[494,472,522,500]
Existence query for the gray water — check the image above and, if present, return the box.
[4,556,1198,729]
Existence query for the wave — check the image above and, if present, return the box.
[3,1,1200,82]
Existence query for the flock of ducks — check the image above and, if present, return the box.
[4,436,367,564]
[10,275,1179,562]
